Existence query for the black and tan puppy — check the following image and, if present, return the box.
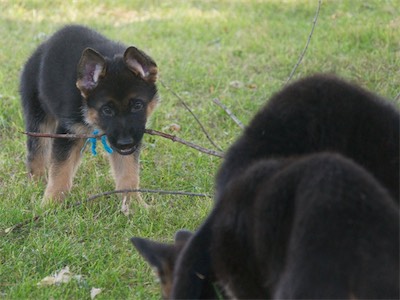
[210,153,399,299]
[133,154,399,299]
[217,74,399,201]
[20,25,158,206]
[131,74,400,298]
[169,75,399,299]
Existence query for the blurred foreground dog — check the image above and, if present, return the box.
[132,74,399,299]
[20,25,158,207]
[134,153,399,299]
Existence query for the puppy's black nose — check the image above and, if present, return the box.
[117,137,134,149]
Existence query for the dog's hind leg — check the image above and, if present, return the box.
[21,97,56,181]
[42,132,84,205]
[26,117,56,181]
[108,149,148,213]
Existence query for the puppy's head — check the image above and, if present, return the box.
[76,47,158,155]
[131,230,192,299]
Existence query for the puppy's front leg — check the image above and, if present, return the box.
[42,138,83,206]
[108,149,148,213]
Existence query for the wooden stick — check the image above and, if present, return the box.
[212,98,245,129]
[80,188,211,206]
[286,0,321,84]
[4,189,211,233]
[144,129,224,158]
[395,92,400,102]
[159,80,223,151]
[22,129,224,158]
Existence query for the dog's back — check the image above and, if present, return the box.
[170,75,400,299]
[140,153,399,299]
[217,74,400,200]
[212,153,399,299]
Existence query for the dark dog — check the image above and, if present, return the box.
[131,74,400,298]
[217,74,399,201]
[20,25,158,207]
[133,154,399,299]
[210,153,399,299]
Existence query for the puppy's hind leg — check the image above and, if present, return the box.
[43,134,84,206]
[26,117,56,181]
[21,93,56,181]
[108,149,148,214]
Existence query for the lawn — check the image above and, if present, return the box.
[0,0,399,299]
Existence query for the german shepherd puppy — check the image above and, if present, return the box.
[20,25,158,206]
[132,153,400,299]
[210,153,399,299]
[132,153,399,299]
[217,74,399,201]
[131,74,400,298]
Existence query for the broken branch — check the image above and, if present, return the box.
[80,188,211,206]
[159,80,223,151]
[22,129,224,158]
[213,98,245,129]
[286,0,321,84]
[4,189,211,234]
[144,129,224,158]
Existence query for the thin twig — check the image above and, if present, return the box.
[22,129,224,158]
[395,92,400,102]
[4,215,42,234]
[80,189,211,206]
[159,79,223,151]
[286,0,321,84]
[21,131,102,139]
[145,129,224,158]
[5,189,211,233]
[212,98,245,129]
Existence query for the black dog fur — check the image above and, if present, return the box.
[170,75,399,299]
[211,153,399,299]
[133,154,399,299]
[20,25,158,205]
[217,74,399,201]
[134,74,399,298]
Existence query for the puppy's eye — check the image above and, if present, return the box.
[131,100,144,112]
[101,105,115,116]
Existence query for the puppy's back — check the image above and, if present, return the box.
[217,74,400,200]
[212,153,399,299]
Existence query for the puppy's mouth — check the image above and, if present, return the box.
[113,144,138,155]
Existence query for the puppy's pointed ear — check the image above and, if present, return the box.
[131,237,171,272]
[174,230,193,244]
[76,48,106,97]
[131,237,175,299]
[124,46,158,83]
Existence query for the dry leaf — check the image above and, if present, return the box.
[90,287,102,299]
[4,227,13,234]
[229,80,244,89]
[162,123,181,132]
[37,266,72,286]
[169,123,181,132]
[247,83,257,89]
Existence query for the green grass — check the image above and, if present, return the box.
[0,0,399,298]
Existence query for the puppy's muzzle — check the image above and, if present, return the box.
[113,137,138,155]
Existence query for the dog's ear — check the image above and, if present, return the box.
[131,237,172,273]
[76,48,106,98]
[131,237,175,298]
[124,46,158,83]
[174,230,193,244]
